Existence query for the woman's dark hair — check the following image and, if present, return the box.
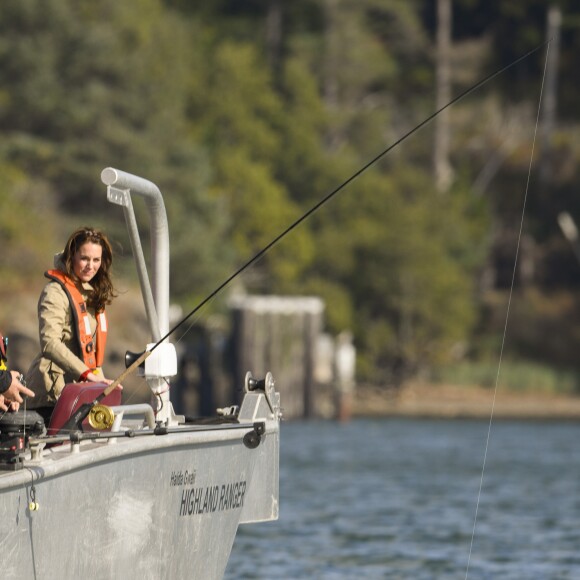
[62,227,116,312]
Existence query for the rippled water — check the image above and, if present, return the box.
[225,418,580,579]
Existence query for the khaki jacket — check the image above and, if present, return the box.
[26,276,101,408]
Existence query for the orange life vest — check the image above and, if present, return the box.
[45,269,108,369]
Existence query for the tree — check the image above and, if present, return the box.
[0,0,230,306]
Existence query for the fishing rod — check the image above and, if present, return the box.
[59,39,549,435]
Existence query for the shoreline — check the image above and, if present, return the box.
[352,383,580,421]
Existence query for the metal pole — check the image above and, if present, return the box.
[101,167,170,338]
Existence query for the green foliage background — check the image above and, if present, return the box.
[0,0,579,388]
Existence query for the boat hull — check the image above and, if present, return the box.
[0,419,278,580]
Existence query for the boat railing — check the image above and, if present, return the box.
[109,404,157,432]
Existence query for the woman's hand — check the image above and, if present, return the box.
[89,374,123,390]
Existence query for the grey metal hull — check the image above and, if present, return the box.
[0,398,279,579]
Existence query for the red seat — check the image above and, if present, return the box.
[47,382,122,436]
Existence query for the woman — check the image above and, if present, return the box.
[26,227,118,420]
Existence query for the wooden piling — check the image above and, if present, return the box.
[229,296,325,419]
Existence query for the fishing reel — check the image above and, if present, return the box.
[0,410,46,471]
[87,404,116,430]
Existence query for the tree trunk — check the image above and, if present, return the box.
[539,4,561,185]
[265,0,283,80]
[322,0,342,150]
[434,0,453,193]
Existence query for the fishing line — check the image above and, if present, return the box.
[464,40,551,579]
[57,39,551,433]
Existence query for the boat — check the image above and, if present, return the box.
[0,168,281,579]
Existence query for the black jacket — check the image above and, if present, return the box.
[0,370,11,394]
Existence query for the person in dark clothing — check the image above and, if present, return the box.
[0,369,34,411]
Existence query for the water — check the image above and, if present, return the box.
[225,418,580,579]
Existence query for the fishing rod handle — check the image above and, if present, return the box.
[103,350,152,396]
